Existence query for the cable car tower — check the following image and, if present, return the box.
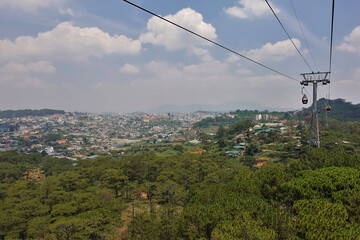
[300,72,330,148]
[123,0,336,149]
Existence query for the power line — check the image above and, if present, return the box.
[264,0,314,73]
[123,0,300,83]
[289,0,319,72]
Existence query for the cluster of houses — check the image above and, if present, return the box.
[225,122,297,157]
[226,144,246,157]
[0,112,218,159]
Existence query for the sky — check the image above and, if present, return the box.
[0,0,359,113]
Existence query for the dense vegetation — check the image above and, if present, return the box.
[1,119,360,239]
[193,110,283,129]
[193,99,360,130]
[294,98,360,122]
[0,109,65,119]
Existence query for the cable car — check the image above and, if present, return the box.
[326,105,331,113]
[301,87,308,104]
[302,95,308,104]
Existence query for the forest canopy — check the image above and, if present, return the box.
[1,143,360,239]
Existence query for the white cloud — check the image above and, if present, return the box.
[338,26,360,54]
[145,60,229,84]
[236,67,252,75]
[88,58,298,112]
[225,0,279,19]
[14,77,53,89]
[332,68,360,103]
[338,79,359,86]
[355,68,360,76]
[0,22,142,62]
[59,7,74,16]
[1,61,56,74]
[119,64,139,74]
[0,61,56,89]
[190,47,213,62]
[89,60,233,111]
[0,0,66,12]
[337,68,360,86]
[145,61,183,80]
[226,54,241,63]
[240,74,289,86]
[183,60,229,81]
[243,39,301,61]
[139,8,217,51]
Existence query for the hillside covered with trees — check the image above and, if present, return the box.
[192,98,360,131]
[1,118,360,239]
[0,109,66,119]
[294,98,360,122]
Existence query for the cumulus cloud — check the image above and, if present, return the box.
[225,0,279,19]
[145,61,183,80]
[226,54,241,63]
[59,7,74,16]
[183,60,229,81]
[0,0,66,12]
[144,60,229,84]
[243,39,301,61]
[236,66,252,75]
[190,47,213,62]
[139,8,217,51]
[119,64,140,74]
[338,26,360,54]
[0,61,56,74]
[0,22,141,62]
[0,61,56,89]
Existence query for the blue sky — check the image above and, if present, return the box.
[0,0,359,113]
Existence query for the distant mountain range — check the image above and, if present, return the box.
[149,100,294,113]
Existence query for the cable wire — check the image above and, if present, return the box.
[123,0,300,83]
[328,0,335,104]
[329,0,335,74]
[289,0,319,72]
[318,85,326,102]
[304,87,313,106]
[264,0,314,73]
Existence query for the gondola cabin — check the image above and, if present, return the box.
[326,105,331,113]
[302,95,308,104]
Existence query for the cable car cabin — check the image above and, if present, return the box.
[326,105,332,113]
[302,95,308,104]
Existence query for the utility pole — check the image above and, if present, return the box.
[300,72,330,148]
